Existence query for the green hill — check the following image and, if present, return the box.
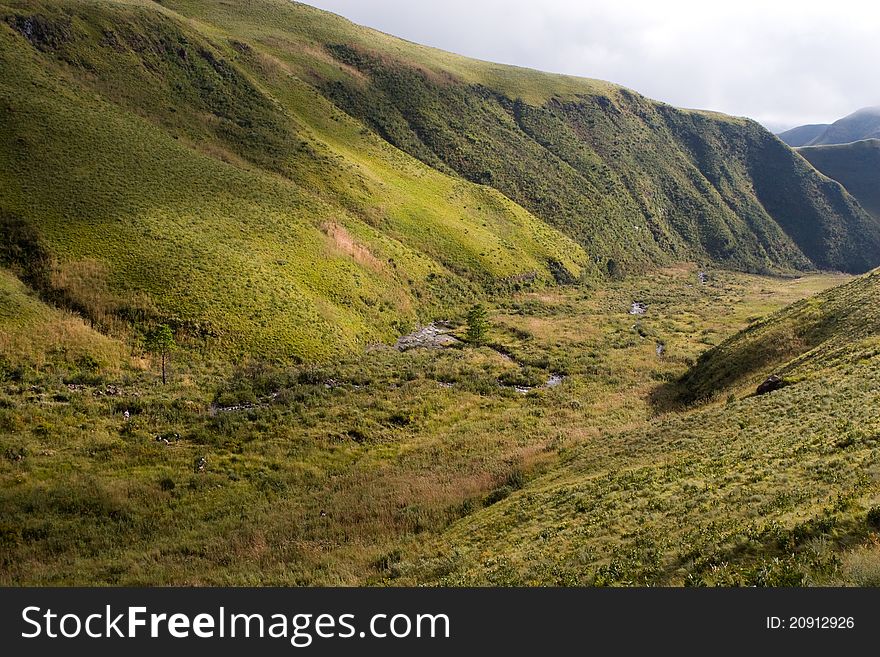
[391,270,880,586]
[6,0,880,590]
[673,267,880,403]
[0,0,594,360]
[1,0,879,362]
[799,140,880,218]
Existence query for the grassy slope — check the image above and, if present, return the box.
[671,267,880,403]
[400,355,880,586]
[387,275,880,587]
[799,140,880,218]
[0,267,122,369]
[0,0,590,360]
[3,0,880,588]
[153,0,880,276]
[2,0,879,364]
[1,266,852,585]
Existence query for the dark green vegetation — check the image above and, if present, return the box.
[318,44,879,275]
[465,304,488,345]
[798,140,880,219]
[1,0,879,367]
[780,107,880,147]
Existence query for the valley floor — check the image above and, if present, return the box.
[4,265,878,586]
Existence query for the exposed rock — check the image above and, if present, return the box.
[395,322,460,350]
[5,448,25,462]
[514,373,566,394]
[756,374,788,395]
[210,392,279,415]
[630,302,647,315]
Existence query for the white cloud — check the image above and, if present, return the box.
[304,0,880,129]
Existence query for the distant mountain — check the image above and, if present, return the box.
[799,139,880,219]
[776,123,828,147]
[817,107,880,145]
[779,107,880,146]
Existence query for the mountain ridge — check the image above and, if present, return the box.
[1,0,879,360]
[797,139,880,219]
[779,106,880,147]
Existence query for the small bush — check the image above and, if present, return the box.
[465,304,489,345]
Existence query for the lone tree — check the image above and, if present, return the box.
[146,324,175,384]
[465,304,489,345]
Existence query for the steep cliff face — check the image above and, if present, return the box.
[799,139,880,219]
[320,43,880,275]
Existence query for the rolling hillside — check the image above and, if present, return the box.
[799,140,880,219]
[1,0,879,362]
[0,0,593,360]
[393,269,880,586]
[0,266,122,368]
[674,266,880,403]
[780,107,880,146]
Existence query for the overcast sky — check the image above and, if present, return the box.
[305,0,878,131]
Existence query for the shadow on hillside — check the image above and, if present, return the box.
[647,373,725,416]
[647,379,692,415]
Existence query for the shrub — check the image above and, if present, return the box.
[465,304,489,345]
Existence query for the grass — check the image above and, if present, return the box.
[399,363,880,586]
[671,268,880,404]
[0,267,123,369]
[0,0,591,360]
[389,271,880,586]
[3,0,880,588]
[1,264,860,585]
[1,0,879,367]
